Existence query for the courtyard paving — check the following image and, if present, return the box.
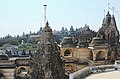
[86,71,120,79]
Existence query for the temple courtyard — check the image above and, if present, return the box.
[86,71,120,79]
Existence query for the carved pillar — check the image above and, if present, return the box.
[105,52,108,60]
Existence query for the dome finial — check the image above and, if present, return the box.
[107,11,110,15]
[44,21,52,32]
[46,21,49,26]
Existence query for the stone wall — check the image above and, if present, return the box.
[60,47,90,72]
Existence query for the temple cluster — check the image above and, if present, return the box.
[0,11,120,79]
[60,11,120,73]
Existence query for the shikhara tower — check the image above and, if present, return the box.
[98,11,119,46]
[30,21,65,79]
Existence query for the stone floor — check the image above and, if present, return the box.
[86,71,120,79]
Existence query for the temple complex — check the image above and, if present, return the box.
[0,10,120,79]
[60,11,120,73]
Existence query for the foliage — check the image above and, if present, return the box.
[0,33,39,52]
[18,43,37,51]
[0,26,87,49]
[0,35,19,46]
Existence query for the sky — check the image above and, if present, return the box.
[0,0,120,37]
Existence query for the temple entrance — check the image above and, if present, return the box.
[96,51,105,61]
[19,67,27,74]
[15,66,31,79]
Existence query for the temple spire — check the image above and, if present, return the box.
[44,21,52,32]
[31,21,65,79]
[104,10,105,18]
[110,15,117,29]
[46,21,49,26]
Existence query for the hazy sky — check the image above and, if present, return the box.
[0,0,120,37]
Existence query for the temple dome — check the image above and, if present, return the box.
[61,37,73,44]
[61,37,75,47]
[0,53,9,60]
[83,26,93,35]
[91,35,105,45]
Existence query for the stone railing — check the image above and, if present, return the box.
[69,67,92,79]
[90,65,115,73]
[0,60,15,65]
[69,65,116,79]
[0,60,16,68]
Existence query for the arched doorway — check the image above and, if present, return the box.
[64,49,72,57]
[65,65,72,73]
[19,67,28,74]
[96,51,105,61]
[15,66,31,79]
